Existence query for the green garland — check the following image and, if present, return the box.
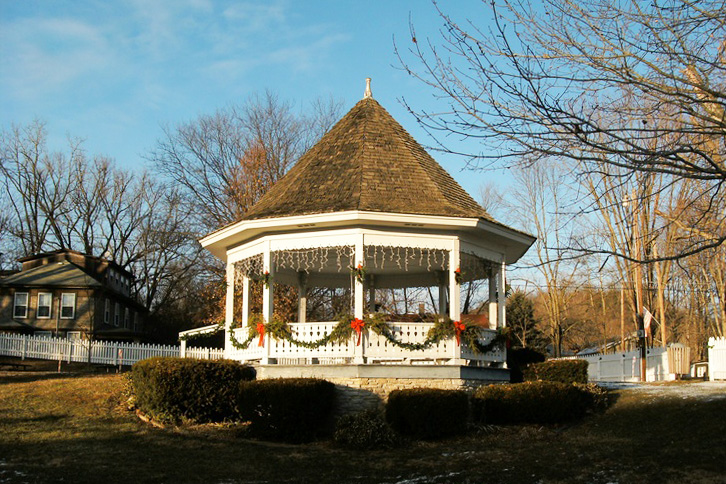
[227,313,509,355]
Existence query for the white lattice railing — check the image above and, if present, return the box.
[228,321,503,366]
[0,333,223,366]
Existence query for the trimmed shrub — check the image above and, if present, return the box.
[507,347,547,383]
[385,388,468,440]
[238,378,336,443]
[334,409,401,450]
[131,357,255,424]
[473,381,591,425]
[523,359,588,384]
[574,382,611,414]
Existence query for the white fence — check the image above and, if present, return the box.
[579,347,672,382]
[709,337,726,381]
[0,333,223,367]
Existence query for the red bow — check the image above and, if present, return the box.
[453,320,466,345]
[256,322,266,347]
[351,318,365,346]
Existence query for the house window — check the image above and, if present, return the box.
[123,308,130,329]
[37,292,52,319]
[104,298,111,324]
[114,303,120,327]
[60,293,76,319]
[34,331,52,338]
[67,331,82,340]
[13,293,28,318]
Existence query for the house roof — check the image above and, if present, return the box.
[1,261,104,288]
[241,95,492,221]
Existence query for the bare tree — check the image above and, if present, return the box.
[149,91,342,233]
[398,0,726,260]
[508,159,587,356]
[0,121,201,317]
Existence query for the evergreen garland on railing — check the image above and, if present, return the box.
[225,313,509,354]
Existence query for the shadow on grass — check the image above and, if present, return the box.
[0,372,105,385]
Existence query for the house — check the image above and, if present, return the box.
[194,79,535,402]
[0,249,147,341]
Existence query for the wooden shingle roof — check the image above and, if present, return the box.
[241,96,492,221]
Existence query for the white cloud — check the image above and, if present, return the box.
[0,16,117,99]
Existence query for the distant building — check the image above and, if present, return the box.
[0,249,147,341]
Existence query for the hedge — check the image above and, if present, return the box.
[238,378,336,443]
[473,381,592,425]
[386,388,468,440]
[523,359,589,384]
[507,347,547,383]
[334,409,401,450]
[131,357,255,424]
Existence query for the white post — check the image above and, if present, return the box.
[242,274,250,328]
[449,240,463,364]
[497,259,507,368]
[225,262,235,357]
[488,269,497,330]
[438,270,447,316]
[297,271,307,323]
[367,274,376,313]
[497,260,506,329]
[22,335,27,360]
[262,243,273,364]
[180,339,187,358]
[354,235,365,364]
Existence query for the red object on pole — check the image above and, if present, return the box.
[351,318,365,346]
[453,320,466,346]
[256,323,266,347]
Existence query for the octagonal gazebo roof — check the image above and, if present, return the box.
[242,92,490,221]
[201,81,534,266]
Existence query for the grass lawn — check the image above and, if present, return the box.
[1,359,725,484]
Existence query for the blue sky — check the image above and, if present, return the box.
[0,0,508,198]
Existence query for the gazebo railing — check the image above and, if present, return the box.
[228,321,503,366]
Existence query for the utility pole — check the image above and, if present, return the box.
[625,193,646,381]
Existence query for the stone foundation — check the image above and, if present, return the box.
[254,364,509,415]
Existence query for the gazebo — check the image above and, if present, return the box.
[199,80,534,389]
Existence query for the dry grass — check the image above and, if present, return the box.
[1,358,725,484]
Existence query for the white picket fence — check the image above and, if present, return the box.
[0,333,223,367]
[709,337,726,381]
[579,347,672,382]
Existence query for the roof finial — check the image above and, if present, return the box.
[364,78,372,99]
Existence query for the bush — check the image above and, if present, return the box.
[238,378,336,443]
[385,388,468,440]
[574,382,611,414]
[523,359,588,384]
[334,409,401,450]
[507,347,547,383]
[473,381,592,425]
[131,357,255,424]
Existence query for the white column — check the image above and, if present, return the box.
[241,274,250,328]
[449,240,463,364]
[437,270,447,316]
[367,274,376,313]
[262,243,273,364]
[488,269,498,330]
[297,271,307,323]
[497,260,506,329]
[354,235,365,363]
[448,241,461,321]
[225,262,235,357]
